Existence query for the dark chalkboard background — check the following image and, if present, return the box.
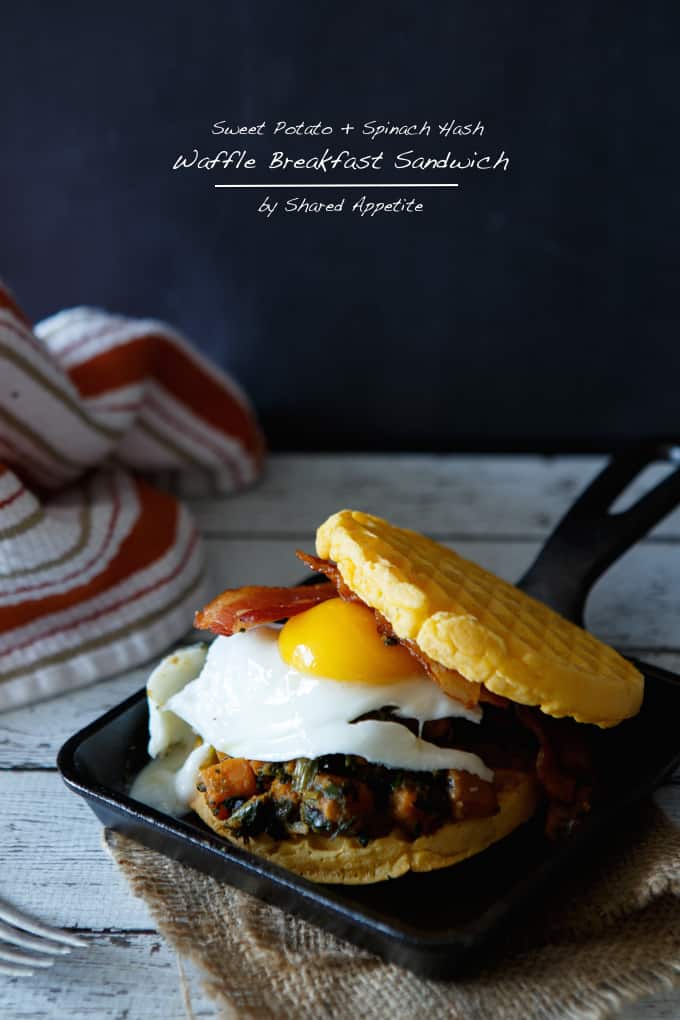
[2,3,678,450]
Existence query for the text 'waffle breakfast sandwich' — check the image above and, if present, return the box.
[131,510,643,884]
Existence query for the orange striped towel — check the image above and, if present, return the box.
[0,283,264,710]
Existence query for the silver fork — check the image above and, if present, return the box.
[0,898,87,977]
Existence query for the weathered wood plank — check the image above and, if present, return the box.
[1,772,154,931]
[183,455,680,539]
[0,669,151,769]
[0,932,216,1020]
[201,537,680,651]
[1,772,678,937]
[1,926,676,1020]
[621,992,680,1020]
[201,535,535,587]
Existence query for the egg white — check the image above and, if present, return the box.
[131,628,492,817]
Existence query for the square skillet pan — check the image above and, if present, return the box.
[58,443,680,979]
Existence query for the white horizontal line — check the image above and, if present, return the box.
[214,183,459,189]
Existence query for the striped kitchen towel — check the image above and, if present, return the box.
[0,282,264,710]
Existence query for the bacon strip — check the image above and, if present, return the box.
[194,584,336,636]
[413,652,482,708]
[514,705,593,837]
[295,551,357,600]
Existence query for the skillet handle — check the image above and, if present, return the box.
[517,442,680,625]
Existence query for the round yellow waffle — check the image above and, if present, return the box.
[191,770,537,884]
[316,510,643,727]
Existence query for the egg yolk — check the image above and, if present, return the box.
[278,597,424,684]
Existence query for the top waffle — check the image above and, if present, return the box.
[316,510,643,727]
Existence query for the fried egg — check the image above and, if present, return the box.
[131,599,492,816]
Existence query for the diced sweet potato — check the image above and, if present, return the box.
[200,757,257,811]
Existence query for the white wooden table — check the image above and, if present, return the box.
[2,454,679,1019]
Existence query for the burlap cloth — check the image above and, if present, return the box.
[104,801,680,1020]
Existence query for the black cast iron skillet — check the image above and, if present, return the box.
[58,442,680,978]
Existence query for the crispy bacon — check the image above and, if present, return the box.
[200,758,257,819]
[515,706,577,803]
[478,687,511,709]
[515,705,593,837]
[376,614,483,709]
[194,584,336,636]
[295,550,358,600]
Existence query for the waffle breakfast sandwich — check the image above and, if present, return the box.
[132,510,643,884]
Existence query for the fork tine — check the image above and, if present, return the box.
[0,944,55,968]
[0,919,71,956]
[0,900,87,949]
[0,960,36,977]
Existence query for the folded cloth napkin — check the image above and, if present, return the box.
[0,282,264,710]
[105,800,680,1020]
